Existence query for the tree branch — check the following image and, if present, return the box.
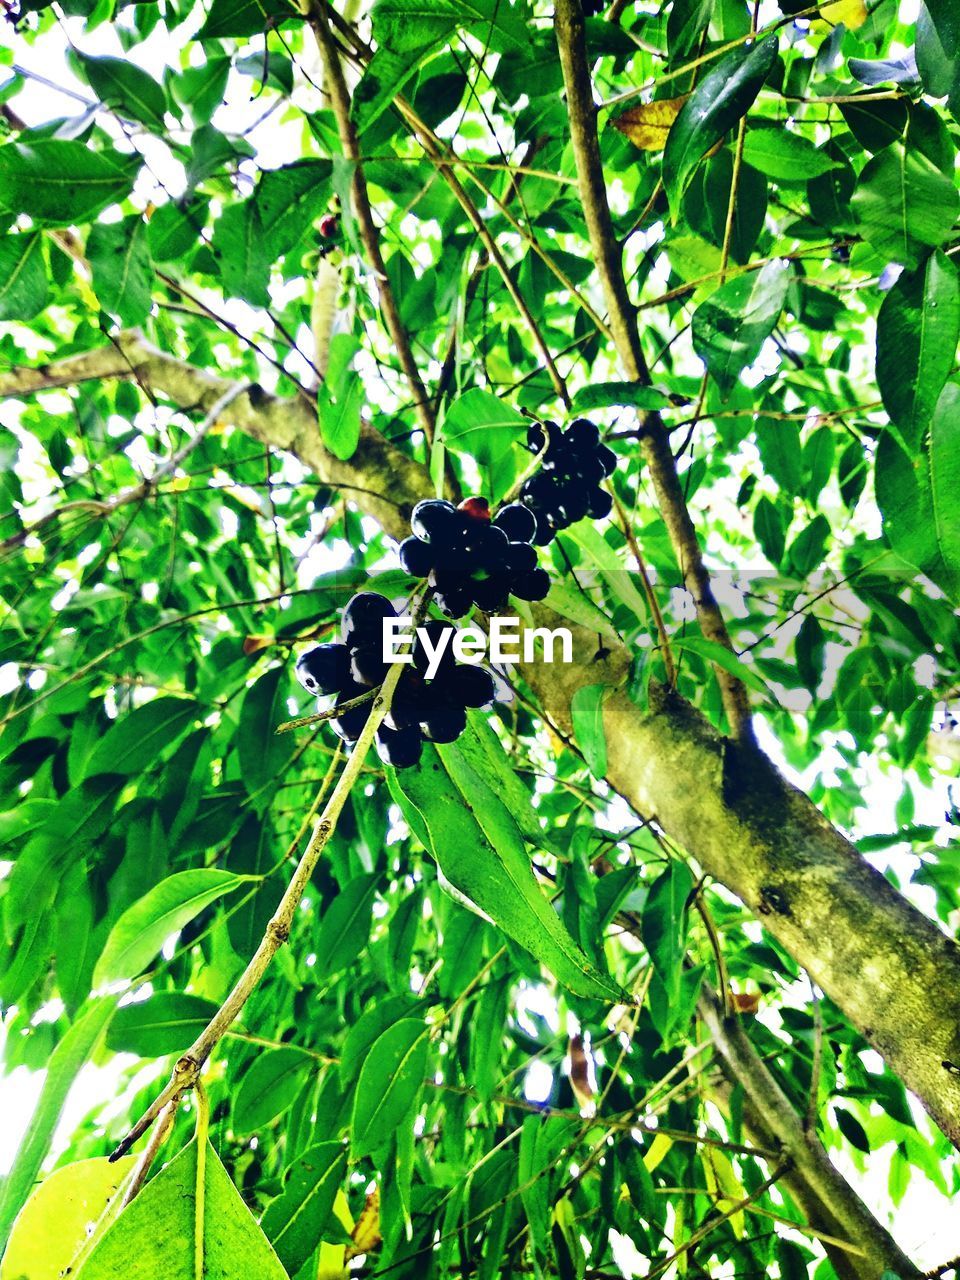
[552,0,754,743]
[699,984,920,1279]
[6,337,960,1161]
[306,2,437,445]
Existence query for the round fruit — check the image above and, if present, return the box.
[377,724,423,768]
[458,496,491,522]
[411,498,457,542]
[399,535,434,577]
[527,420,561,453]
[565,418,601,452]
[505,540,538,573]
[597,444,618,475]
[512,567,551,602]
[295,643,350,696]
[342,592,395,644]
[493,502,537,543]
[434,584,473,619]
[349,642,388,688]
[319,213,339,237]
[455,664,497,708]
[472,574,510,613]
[332,681,373,741]
[586,487,613,519]
[421,706,467,743]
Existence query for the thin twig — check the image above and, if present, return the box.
[109,598,423,1162]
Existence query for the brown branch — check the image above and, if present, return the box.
[553,0,754,744]
[306,2,437,445]
[699,985,921,1279]
[110,636,412,1162]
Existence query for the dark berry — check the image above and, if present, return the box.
[558,488,590,523]
[527,420,561,453]
[421,706,467,743]
[493,503,537,543]
[434,584,473,619]
[349,642,388,688]
[411,499,457,542]
[295,643,350,696]
[319,213,339,237]
[332,680,373,741]
[476,524,510,571]
[458,496,490,522]
[565,418,601,452]
[472,574,510,613]
[399,535,434,577]
[342,592,395,645]
[586,487,613,519]
[455,665,497,708]
[505,541,538,573]
[512,567,551,602]
[597,444,618,475]
[377,724,423,768]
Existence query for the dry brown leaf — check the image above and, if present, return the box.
[611,96,688,152]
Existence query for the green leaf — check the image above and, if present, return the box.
[237,667,296,798]
[261,1143,348,1277]
[442,388,526,467]
[78,53,167,129]
[0,998,117,1255]
[234,1047,315,1132]
[923,0,959,58]
[198,0,298,39]
[210,202,271,308]
[0,232,48,322]
[876,250,960,450]
[741,128,841,180]
[0,1156,137,1280]
[340,994,419,1084]
[106,992,219,1057]
[876,387,960,603]
[352,1018,430,1158]
[94,869,245,985]
[564,521,649,623]
[640,861,694,1005]
[394,744,622,1001]
[691,260,789,398]
[319,377,364,462]
[84,696,195,779]
[313,873,380,977]
[0,140,140,226]
[671,635,773,699]
[146,198,209,261]
[254,160,333,258]
[353,41,451,133]
[662,36,778,216]
[72,1140,288,1279]
[852,144,960,269]
[570,683,608,777]
[543,579,619,643]
[569,382,671,412]
[787,514,831,578]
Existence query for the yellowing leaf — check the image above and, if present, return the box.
[349,1185,381,1257]
[1,1157,136,1280]
[643,1131,673,1171]
[315,1191,354,1279]
[612,96,687,151]
[700,1148,745,1236]
[818,0,867,28]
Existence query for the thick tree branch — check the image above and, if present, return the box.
[5,339,960,1161]
[553,0,755,743]
[699,984,920,1279]
[306,2,437,445]
[5,344,956,1275]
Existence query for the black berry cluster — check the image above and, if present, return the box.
[399,497,550,619]
[519,418,616,545]
[294,592,496,768]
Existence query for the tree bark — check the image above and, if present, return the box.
[3,337,959,1155]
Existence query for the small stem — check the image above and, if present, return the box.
[276,688,376,733]
[610,491,676,687]
[109,599,424,1163]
